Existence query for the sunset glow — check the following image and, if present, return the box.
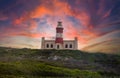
[0,0,120,52]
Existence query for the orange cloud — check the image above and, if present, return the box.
[31,6,52,18]
[11,0,96,45]
[16,32,42,38]
[28,20,38,30]
[0,25,51,39]
[81,30,98,39]
[13,0,72,24]
[77,12,90,27]
[13,11,31,25]
[64,24,87,44]
[7,31,49,38]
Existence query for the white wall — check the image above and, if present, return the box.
[63,41,75,50]
[41,40,77,50]
[44,41,55,49]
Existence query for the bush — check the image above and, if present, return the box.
[0,61,101,78]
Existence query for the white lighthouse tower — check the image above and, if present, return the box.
[55,21,64,49]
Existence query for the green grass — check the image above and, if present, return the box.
[0,61,101,78]
[0,47,120,77]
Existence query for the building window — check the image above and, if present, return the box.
[69,44,72,48]
[65,44,68,48]
[51,44,53,48]
[46,44,49,48]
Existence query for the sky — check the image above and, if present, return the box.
[0,0,120,51]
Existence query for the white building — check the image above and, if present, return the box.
[41,21,78,50]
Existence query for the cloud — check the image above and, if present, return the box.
[0,29,49,39]
[0,0,120,50]
[102,9,112,18]
[12,0,117,43]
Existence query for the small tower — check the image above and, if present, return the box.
[41,37,45,49]
[74,37,78,50]
[55,21,64,49]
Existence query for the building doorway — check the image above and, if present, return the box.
[57,45,59,49]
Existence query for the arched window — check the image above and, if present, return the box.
[69,44,72,48]
[65,44,68,48]
[46,44,49,48]
[51,44,53,48]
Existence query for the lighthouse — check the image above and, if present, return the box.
[55,21,64,49]
[41,21,78,50]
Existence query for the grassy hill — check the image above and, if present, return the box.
[0,47,120,78]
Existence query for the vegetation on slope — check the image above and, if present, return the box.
[0,61,101,78]
[0,47,120,78]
